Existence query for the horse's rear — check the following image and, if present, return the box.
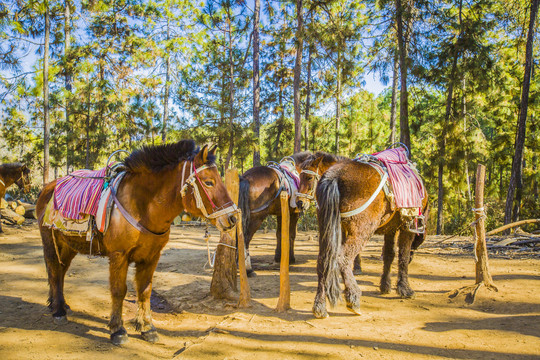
[313,160,425,318]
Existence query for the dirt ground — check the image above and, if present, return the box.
[0,223,539,360]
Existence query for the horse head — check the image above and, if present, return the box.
[296,156,323,211]
[182,144,238,232]
[15,164,31,193]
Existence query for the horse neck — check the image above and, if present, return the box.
[0,167,21,187]
[122,167,183,227]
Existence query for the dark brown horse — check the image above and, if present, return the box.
[238,152,313,276]
[36,141,237,345]
[309,157,428,318]
[0,162,31,233]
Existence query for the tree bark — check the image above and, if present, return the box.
[335,48,341,155]
[43,2,50,185]
[65,0,72,174]
[436,0,462,235]
[504,0,539,227]
[252,0,261,166]
[293,0,303,153]
[162,4,171,143]
[389,48,399,145]
[225,11,235,170]
[304,44,313,151]
[395,0,411,154]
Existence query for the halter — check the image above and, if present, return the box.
[0,178,4,187]
[180,161,238,220]
[296,168,321,203]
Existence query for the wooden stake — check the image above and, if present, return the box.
[275,191,291,312]
[450,164,498,303]
[236,214,251,308]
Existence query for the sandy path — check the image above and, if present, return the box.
[0,224,539,359]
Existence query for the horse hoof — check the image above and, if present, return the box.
[111,328,129,346]
[142,329,159,343]
[346,306,362,316]
[312,308,329,319]
[53,315,68,325]
[397,286,416,299]
[247,271,257,278]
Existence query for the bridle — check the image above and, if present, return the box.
[180,161,238,221]
[296,167,321,205]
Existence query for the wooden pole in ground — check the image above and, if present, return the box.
[210,169,239,300]
[236,214,251,307]
[275,191,291,312]
[450,164,498,304]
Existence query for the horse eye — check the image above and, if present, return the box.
[204,180,214,187]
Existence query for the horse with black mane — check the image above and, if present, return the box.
[299,148,428,318]
[0,162,31,233]
[238,151,313,276]
[36,141,237,345]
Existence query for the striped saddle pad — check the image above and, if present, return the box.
[53,167,108,220]
[372,147,425,209]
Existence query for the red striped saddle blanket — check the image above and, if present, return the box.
[371,147,425,209]
[53,168,108,220]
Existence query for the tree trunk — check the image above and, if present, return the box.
[463,76,472,202]
[86,81,91,169]
[252,0,261,166]
[43,2,50,185]
[335,48,341,155]
[389,48,399,145]
[293,0,303,154]
[162,7,171,143]
[225,12,235,170]
[395,0,411,155]
[504,0,539,227]
[436,0,462,235]
[305,44,313,152]
[64,0,72,174]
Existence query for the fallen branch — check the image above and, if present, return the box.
[487,219,540,236]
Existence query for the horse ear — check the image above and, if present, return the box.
[197,144,209,164]
[208,144,218,156]
[313,156,324,169]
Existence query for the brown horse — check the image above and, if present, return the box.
[0,162,31,233]
[36,141,237,345]
[238,152,313,276]
[309,157,428,319]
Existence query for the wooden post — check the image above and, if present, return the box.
[236,214,251,308]
[450,164,498,304]
[210,169,239,300]
[275,191,291,312]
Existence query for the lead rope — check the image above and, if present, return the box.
[203,226,238,270]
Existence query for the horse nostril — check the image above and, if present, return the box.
[228,215,237,227]
[297,201,303,209]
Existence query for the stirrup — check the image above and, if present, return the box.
[407,215,425,234]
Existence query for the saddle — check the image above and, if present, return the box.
[43,164,125,237]
[268,157,301,208]
[354,147,426,233]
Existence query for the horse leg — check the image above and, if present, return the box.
[108,251,130,345]
[288,211,300,264]
[41,230,76,324]
[312,264,328,319]
[244,216,263,277]
[340,230,366,315]
[396,230,416,299]
[353,254,362,274]
[380,231,397,294]
[134,257,160,343]
[274,215,282,263]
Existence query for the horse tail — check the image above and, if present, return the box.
[316,175,342,307]
[238,177,251,239]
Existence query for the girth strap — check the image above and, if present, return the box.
[110,186,170,236]
[340,171,388,218]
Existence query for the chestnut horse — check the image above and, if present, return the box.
[0,162,31,233]
[238,152,313,276]
[307,157,428,318]
[36,141,237,345]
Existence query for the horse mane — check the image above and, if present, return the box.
[290,151,313,165]
[123,140,210,174]
[0,162,26,176]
